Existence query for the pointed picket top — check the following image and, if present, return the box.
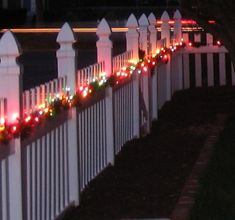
[57,22,75,43]
[148,12,156,25]
[96,18,111,36]
[138,13,149,26]
[161,11,170,21]
[0,30,20,56]
[173,10,182,20]
[126,13,138,28]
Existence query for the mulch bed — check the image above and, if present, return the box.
[62,86,235,220]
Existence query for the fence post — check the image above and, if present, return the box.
[56,23,80,206]
[148,12,157,56]
[133,70,140,138]
[105,86,114,165]
[138,13,149,56]
[96,18,113,77]
[173,10,183,91]
[161,11,171,101]
[56,22,77,93]
[126,14,139,61]
[0,31,23,220]
[161,11,171,47]
[173,10,182,43]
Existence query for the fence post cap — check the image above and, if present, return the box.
[96,18,111,36]
[138,13,149,26]
[0,30,20,56]
[126,14,138,28]
[161,11,170,21]
[148,12,156,25]
[56,22,76,43]
[173,10,182,19]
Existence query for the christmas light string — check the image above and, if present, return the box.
[0,40,186,144]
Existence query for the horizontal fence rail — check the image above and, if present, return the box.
[77,61,105,87]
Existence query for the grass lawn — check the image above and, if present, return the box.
[190,114,235,220]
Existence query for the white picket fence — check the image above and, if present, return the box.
[77,61,105,86]
[22,76,67,114]
[0,10,235,220]
[112,50,133,73]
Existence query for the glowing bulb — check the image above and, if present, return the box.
[189,42,192,47]
[0,118,5,125]
[12,113,19,121]
[217,40,221,46]
[25,116,31,123]
[138,70,141,74]
[0,125,5,132]
[65,87,71,92]
[35,117,39,122]
[83,90,88,97]
[12,126,17,132]
[156,49,160,54]
[143,67,148,72]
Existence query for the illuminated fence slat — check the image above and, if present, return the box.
[22,120,70,220]
[0,99,9,220]
[77,94,108,192]
[113,79,134,154]
[112,50,133,73]
[22,76,67,115]
[0,99,6,123]
[0,158,10,220]
[77,61,105,87]
[157,38,167,51]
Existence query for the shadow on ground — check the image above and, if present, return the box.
[62,86,235,220]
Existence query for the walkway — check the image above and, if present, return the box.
[62,86,235,220]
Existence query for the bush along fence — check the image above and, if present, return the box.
[0,9,234,220]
